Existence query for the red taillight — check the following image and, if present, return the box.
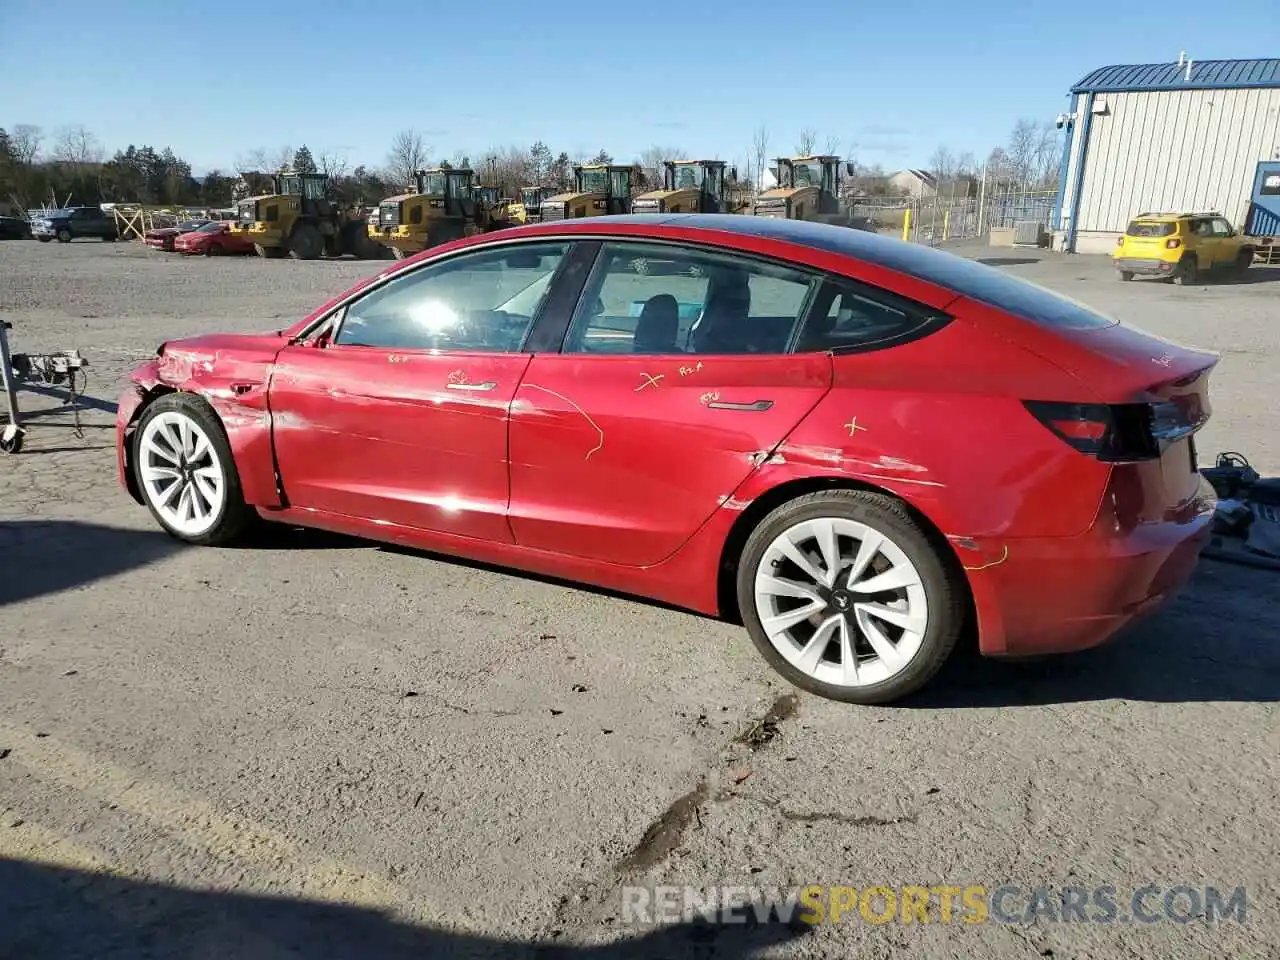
[1165,238,1182,249]
[1023,400,1204,463]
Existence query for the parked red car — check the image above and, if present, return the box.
[144,220,209,252]
[173,221,255,256]
[115,215,1218,704]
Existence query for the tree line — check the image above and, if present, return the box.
[1,119,1062,214]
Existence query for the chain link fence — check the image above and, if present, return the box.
[849,188,1058,246]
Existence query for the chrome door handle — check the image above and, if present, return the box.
[707,399,774,412]
[446,380,498,391]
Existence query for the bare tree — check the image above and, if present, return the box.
[796,128,818,155]
[955,151,977,177]
[823,134,842,156]
[51,125,103,165]
[1032,121,1062,188]
[11,124,42,165]
[1007,119,1038,186]
[317,149,349,180]
[638,145,688,190]
[928,145,956,180]
[235,148,271,174]
[386,129,430,189]
[751,124,770,191]
[270,145,294,171]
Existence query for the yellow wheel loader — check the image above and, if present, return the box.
[368,165,485,260]
[539,164,635,221]
[631,160,737,214]
[473,185,516,232]
[509,186,558,224]
[752,155,855,225]
[230,171,382,260]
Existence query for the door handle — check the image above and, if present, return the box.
[446,380,498,392]
[707,399,774,412]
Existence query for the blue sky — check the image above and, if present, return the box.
[1,0,1273,175]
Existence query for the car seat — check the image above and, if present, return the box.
[634,294,680,353]
[690,273,751,353]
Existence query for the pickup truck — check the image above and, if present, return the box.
[31,207,119,243]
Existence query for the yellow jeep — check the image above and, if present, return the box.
[1113,212,1255,284]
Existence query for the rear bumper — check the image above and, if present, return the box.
[1114,257,1175,275]
[967,475,1216,657]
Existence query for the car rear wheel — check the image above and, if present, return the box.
[737,489,964,704]
[1118,270,1134,282]
[133,394,252,546]
[1172,256,1197,285]
[56,229,72,243]
[37,237,51,243]
[1234,249,1254,278]
[205,243,222,256]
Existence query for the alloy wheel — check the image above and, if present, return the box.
[753,517,929,688]
[138,411,226,537]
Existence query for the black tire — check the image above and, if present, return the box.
[288,222,324,260]
[37,236,51,243]
[204,243,223,256]
[56,229,72,243]
[131,393,253,546]
[1118,270,1134,282]
[735,489,965,705]
[102,235,116,242]
[1235,249,1254,279]
[254,243,284,259]
[1172,255,1197,285]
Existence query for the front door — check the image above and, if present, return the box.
[267,240,572,543]
[508,239,832,566]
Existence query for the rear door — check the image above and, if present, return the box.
[507,239,832,566]
[1120,218,1177,261]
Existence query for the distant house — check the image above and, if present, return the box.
[888,169,978,199]
[889,169,935,198]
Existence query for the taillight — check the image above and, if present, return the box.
[1023,400,1203,463]
[1165,238,1182,249]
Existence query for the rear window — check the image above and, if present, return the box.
[1126,221,1176,237]
[700,216,1120,332]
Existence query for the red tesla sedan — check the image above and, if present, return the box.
[115,215,1217,704]
[173,220,255,256]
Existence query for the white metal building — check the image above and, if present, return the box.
[1054,57,1280,254]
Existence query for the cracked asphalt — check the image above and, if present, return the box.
[1,238,1277,959]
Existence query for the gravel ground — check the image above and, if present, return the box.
[1,237,1277,959]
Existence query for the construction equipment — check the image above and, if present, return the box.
[539,164,635,221]
[509,186,558,224]
[631,160,737,215]
[1,318,90,454]
[473,185,516,232]
[1243,160,1280,265]
[753,155,855,225]
[368,165,486,260]
[230,170,381,260]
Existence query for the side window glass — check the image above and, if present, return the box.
[1212,218,1233,237]
[333,242,568,352]
[795,279,945,354]
[565,242,815,355]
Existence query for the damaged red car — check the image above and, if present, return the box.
[116,215,1218,704]
[173,221,254,256]
[144,220,209,252]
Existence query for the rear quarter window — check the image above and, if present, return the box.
[1125,221,1176,237]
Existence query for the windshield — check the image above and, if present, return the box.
[420,172,447,195]
[447,172,472,198]
[197,222,224,233]
[672,164,705,190]
[610,169,631,198]
[278,175,302,195]
[522,187,540,206]
[706,165,725,199]
[791,162,821,187]
[178,220,205,231]
[579,169,608,193]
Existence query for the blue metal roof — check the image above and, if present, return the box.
[1071,59,1280,94]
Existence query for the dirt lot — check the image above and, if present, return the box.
[1,237,1277,959]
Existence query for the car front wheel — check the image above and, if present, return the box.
[133,394,252,546]
[56,229,72,243]
[737,489,964,704]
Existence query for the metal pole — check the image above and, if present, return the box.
[0,319,24,449]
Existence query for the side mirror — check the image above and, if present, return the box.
[729,167,738,182]
[845,162,855,177]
